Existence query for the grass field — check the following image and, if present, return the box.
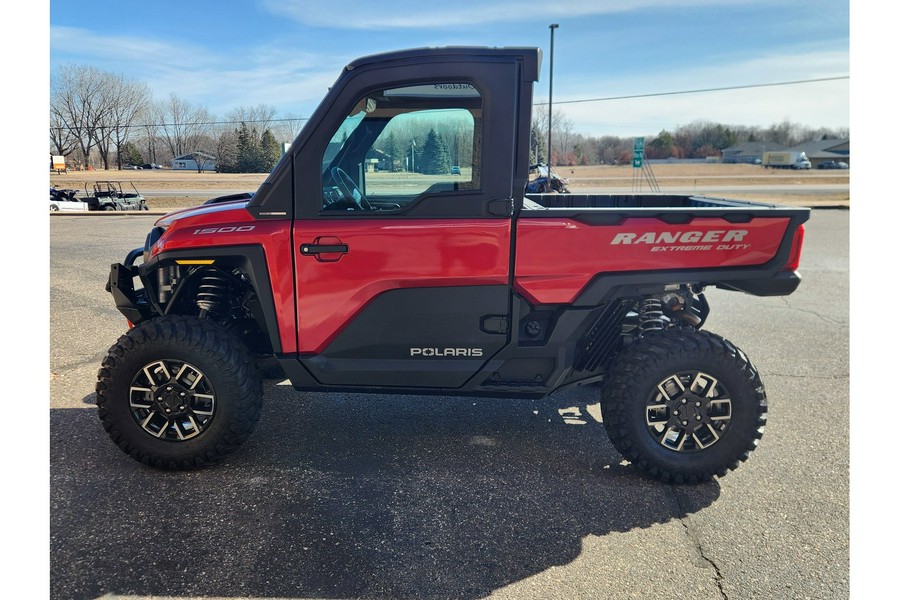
[50,163,850,210]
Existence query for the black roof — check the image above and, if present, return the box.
[345,47,542,83]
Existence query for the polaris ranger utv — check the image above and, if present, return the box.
[97,47,808,482]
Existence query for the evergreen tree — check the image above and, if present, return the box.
[118,142,144,167]
[260,129,282,172]
[648,130,676,158]
[383,132,402,171]
[420,129,451,174]
[237,122,264,172]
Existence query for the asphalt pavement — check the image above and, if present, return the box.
[47,209,849,599]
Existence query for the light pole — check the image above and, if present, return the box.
[548,23,559,175]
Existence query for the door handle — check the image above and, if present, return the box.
[300,237,348,262]
[300,243,348,255]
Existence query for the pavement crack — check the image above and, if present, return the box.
[672,488,728,600]
[776,298,846,327]
[766,372,848,380]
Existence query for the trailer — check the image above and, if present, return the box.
[762,151,811,170]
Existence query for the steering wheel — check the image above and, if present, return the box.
[331,167,372,211]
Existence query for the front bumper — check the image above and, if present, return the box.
[106,247,152,324]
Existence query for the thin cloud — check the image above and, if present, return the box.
[551,48,849,135]
[262,0,765,29]
[50,25,205,67]
[50,24,344,116]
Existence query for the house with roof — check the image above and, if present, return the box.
[172,151,217,172]
[721,141,787,164]
[787,139,849,168]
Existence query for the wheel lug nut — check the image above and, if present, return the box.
[166,386,172,391]
[673,410,679,416]
[695,401,701,407]
[681,399,687,404]
[178,406,185,411]
[696,415,702,421]
[681,420,688,426]
[165,408,171,413]
[180,392,186,397]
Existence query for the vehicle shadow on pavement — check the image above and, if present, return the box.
[52,385,720,599]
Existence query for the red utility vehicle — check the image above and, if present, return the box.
[98,47,808,482]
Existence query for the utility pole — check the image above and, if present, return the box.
[548,23,559,172]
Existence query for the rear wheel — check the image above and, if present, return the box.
[601,330,766,483]
[96,315,263,469]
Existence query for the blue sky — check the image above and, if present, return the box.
[46,0,849,138]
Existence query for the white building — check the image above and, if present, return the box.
[171,152,217,171]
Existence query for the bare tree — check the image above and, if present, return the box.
[531,104,573,163]
[141,125,162,165]
[51,64,108,169]
[226,104,277,132]
[155,93,214,159]
[108,77,152,169]
[272,112,306,144]
[215,105,279,168]
[49,108,77,158]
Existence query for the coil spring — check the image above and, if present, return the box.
[196,270,228,316]
[639,298,666,333]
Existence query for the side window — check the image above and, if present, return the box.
[320,83,482,213]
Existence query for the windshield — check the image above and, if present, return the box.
[321,110,367,173]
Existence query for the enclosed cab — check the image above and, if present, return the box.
[97,47,808,483]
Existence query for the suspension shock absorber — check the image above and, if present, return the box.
[638,297,666,333]
[196,269,229,318]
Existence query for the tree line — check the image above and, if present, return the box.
[51,63,848,173]
[529,104,849,167]
[50,64,304,172]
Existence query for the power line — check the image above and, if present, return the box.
[49,116,310,134]
[534,76,849,106]
[50,75,848,134]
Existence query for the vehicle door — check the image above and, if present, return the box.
[292,59,526,388]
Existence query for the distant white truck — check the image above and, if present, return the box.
[762,151,811,170]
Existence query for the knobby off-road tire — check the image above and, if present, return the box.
[96,315,263,470]
[601,329,766,483]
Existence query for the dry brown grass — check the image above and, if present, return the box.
[50,162,849,210]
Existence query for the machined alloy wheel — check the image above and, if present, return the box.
[644,370,732,453]
[128,359,217,441]
[97,315,263,470]
[601,329,766,483]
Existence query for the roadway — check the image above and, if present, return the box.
[48,210,849,599]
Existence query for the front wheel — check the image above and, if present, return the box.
[601,330,766,483]
[96,315,263,469]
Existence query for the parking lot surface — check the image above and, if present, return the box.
[49,210,849,599]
